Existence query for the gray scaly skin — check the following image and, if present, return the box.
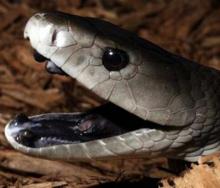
[4,12,220,162]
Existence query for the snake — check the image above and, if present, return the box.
[4,11,220,162]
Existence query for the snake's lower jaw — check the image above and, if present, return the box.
[5,106,130,149]
[5,103,164,161]
[7,103,189,161]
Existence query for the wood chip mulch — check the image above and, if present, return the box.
[0,0,220,187]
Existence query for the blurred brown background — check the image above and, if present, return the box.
[0,0,220,187]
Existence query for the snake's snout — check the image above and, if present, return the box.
[24,13,42,40]
[24,12,53,48]
[24,12,78,58]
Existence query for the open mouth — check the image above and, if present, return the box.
[33,50,67,75]
[6,103,151,148]
[5,51,155,149]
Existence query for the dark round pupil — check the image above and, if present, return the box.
[102,48,129,71]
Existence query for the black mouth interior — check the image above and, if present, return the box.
[33,50,66,75]
[8,103,151,148]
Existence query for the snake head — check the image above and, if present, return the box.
[6,11,216,162]
[24,12,196,127]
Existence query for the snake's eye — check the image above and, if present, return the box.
[102,47,129,71]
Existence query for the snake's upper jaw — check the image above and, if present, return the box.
[24,12,79,58]
[23,13,47,49]
[32,50,66,75]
